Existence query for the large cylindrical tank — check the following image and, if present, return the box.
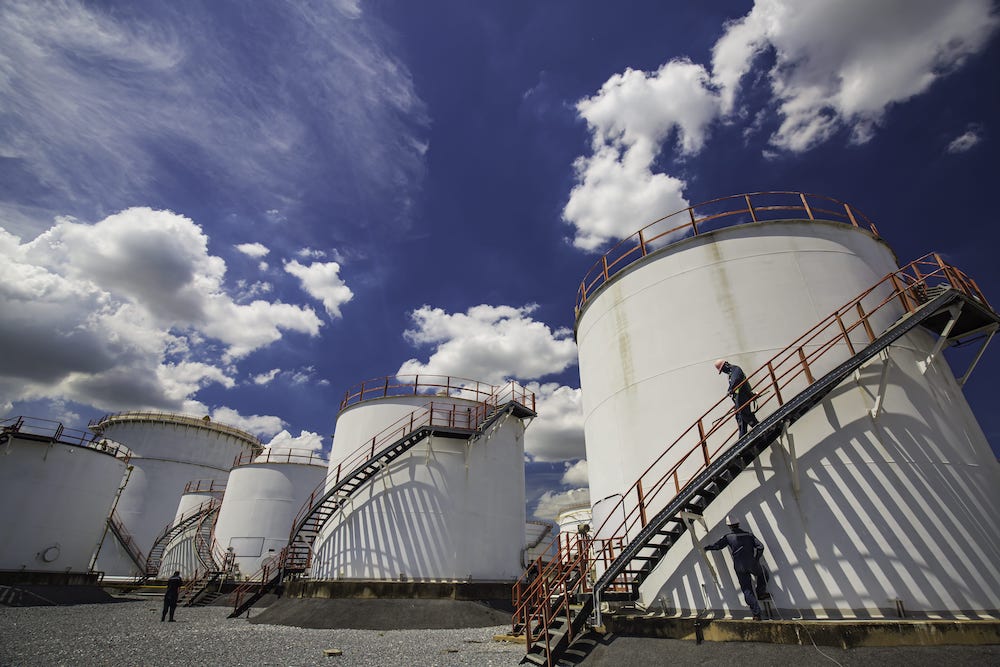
[311,376,528,582]
[576,193,1000,618]
[0,418,128,574]
[213,448,328,577]
[158,479,227,579]
[89,412,260,576]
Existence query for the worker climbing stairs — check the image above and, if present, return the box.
[516,254,998,667]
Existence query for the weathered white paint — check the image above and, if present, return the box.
[0,436,126,572]
[578,219,1000,617]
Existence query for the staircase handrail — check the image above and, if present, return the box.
[145,498,221,575]
[230,548,286,615]
[106,509,147,573]
[517,253,991,643]
[575,191,881,317]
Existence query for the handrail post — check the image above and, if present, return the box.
[767,361,784,405]
[836,314,856,355]
[798,347,814,384]
[638,230,647,257]
[856,302,875,342]
[697,420,709,466]
[637,480,648,528]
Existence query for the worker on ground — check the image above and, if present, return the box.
[705,516,771,620]
[715,359,759,436]
[162,570,182,622]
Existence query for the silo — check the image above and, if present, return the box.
[157,479,227,579]
[0,417,129,579]
[89,412,260,577]
[307,375,533,585]
[213,448,327,577]
[575,192,1000,619]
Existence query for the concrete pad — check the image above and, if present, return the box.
[249,597,512,630]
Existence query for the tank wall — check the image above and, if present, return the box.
[214,462,327,575]
[0,439,126,572]
[330,396,450,469]
[96,420,255,468]
[577,222,899,523]
[639,328,1000,616]
[313,415,527,581]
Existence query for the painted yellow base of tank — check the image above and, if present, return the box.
[605,615,1000,648]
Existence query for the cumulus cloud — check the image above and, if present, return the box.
[211,406,285,438]
[284,260,354,319]
[235,242,270,258]
[534,488,591,521]
[561,459,589,487]
[524,382,586,463]
[563,59,717,250]
[264,429,325,453]
[946,125,983,153]
[0,208,322,413]
[562,0,997,250]
[712,0,999,151]
[398,304,577,384]
[253,368,281,385]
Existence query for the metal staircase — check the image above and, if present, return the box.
[226,381,536,618]
[517,254,997,667]
[284,381,536,575]
[144,499,221,579]
[106,510,148,577]
[178,509,233,607]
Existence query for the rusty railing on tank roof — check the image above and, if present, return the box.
[232,447,330,468]
[339,374,500,411]
[575,191,880,318]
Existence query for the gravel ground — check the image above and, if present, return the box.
[0,600,525,667]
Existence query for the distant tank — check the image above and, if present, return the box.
[89,411,260,577]
[213,447,328,578]
[296,375,535,597]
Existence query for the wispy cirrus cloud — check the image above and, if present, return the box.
[0,0,428,235]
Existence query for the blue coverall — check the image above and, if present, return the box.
[705,527,769,617]
[724,363,758,436]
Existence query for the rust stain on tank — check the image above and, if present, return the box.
[610,282,635,389]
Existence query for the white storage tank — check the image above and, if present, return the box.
[213,448,328,577]
[0,417,129,575]
[157,479,227,579]
[575,192,1000,618]
[311,375,531,582]
[89,412,260,577]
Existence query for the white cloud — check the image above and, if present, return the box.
[562,59,718,251]
[0,1,428,234]
[398,304,577,384]
[264,429,325,453]
[946,126,983,153]
[524,382,586,463]
[712,0,999,151]
[0,208,322,412]
[253,368,281,385]
[534,488,591,521]
[284,260,354,319]
[297,247,328,259]
[211,406,285,438]
[561,459,589,487]
[235,242,269,258]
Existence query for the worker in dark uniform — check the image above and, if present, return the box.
[705,516,770,620]
[715,359,759,436]
[162,570,182,622]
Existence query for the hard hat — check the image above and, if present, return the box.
[714,359,727,374]
[725,514,740,527]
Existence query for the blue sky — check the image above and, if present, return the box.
[2,0,998,520]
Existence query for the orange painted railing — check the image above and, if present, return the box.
[88,410,262,450]
[340,374,500,411]
[517,253,991,650]
[184,478,228,495]
[145,498,221,575]
[232,447,330,468]
[1,415,132,461]
[575,191,880,318]
[107,509,147,574]
[230,548,286,614]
